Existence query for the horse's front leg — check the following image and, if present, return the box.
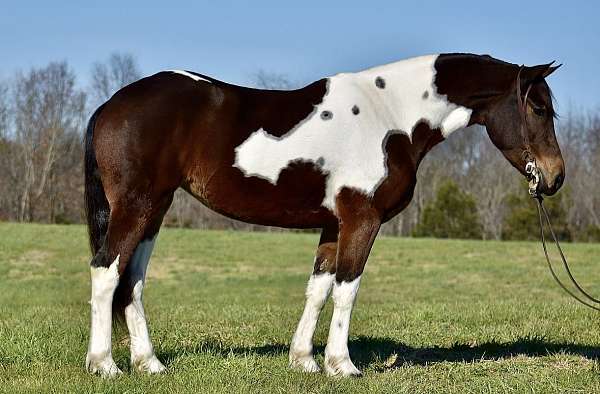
[289,226,338,372]
[324,192,381,377]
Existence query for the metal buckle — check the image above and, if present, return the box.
[525,160,540,196]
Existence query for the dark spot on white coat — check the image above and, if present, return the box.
[321,110,333,120]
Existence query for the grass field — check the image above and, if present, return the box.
[1,222,600,393]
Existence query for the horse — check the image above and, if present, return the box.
[83,53,564,377]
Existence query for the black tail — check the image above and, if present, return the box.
[84,104,109,256]
[84,104,130,325]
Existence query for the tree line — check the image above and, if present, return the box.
[0,53,598,241]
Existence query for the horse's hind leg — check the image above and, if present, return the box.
[86,194,172,376]
[121,211,169,373]
[86,242,122,377]
[289,225,338,372]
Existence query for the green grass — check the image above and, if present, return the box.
[1,222,600,393]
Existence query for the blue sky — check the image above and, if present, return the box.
[1,1,598,111]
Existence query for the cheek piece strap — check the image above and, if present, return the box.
[516,66,540,196]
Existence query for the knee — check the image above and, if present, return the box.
[334,264,364,283]
[312,243,337,275]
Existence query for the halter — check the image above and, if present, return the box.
[515,66,600,311]
[516,66,541,196]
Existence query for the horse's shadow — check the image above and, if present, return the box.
[157,335,600,371]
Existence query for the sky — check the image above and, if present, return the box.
[1,0,599,111]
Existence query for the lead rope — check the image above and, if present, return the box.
[516,66,600,311]
[535,197,600,311]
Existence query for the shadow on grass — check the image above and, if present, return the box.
[157,335,600,371]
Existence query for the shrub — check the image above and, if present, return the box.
[502,188,571,241]
[575,225,600,243]
[414,180,482,239]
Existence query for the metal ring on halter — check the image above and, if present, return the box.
[525,160,540,196]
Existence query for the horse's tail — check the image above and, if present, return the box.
[84,103,109,255]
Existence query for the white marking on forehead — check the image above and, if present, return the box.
[167,70,211,83]
[234,54,472,210]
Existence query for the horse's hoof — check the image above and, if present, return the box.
[86,354,123,378]
[324,355,362,377]
[289,352,321,373]
[132,354,167,374]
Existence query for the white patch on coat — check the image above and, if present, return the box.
[441,107,472,137]
[289,272,335,372]
[86,255,121,377]
[168,70,211,83]
[233,54,472,210]
[324,277,362,376]
[123,236,166,373]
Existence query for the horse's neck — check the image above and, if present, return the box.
[431,53,517,113]
[346,54,474,140]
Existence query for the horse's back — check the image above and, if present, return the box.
[95,71,328,163]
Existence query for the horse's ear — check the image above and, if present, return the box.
[543,63,561,78]
[523,62,560,82]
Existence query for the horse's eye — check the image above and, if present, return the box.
[532,105,546,117]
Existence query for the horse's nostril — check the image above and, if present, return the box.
[554,173,564,190]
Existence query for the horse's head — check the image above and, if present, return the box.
[482,63,564,196]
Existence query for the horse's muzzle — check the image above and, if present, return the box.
[539,170,564,196]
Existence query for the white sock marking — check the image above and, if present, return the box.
[290,272,335,362]
[325,277,362,375]
[87,255,120,365]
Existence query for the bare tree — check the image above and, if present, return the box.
[557,110,600,235]
[90,52,141,105]
[0,80,13,219]
[468,138,516,239]
[252,70,297,90]
[12,62,86,222]
[0,81,8,134]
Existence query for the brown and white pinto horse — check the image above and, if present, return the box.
[84,53,564,377]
